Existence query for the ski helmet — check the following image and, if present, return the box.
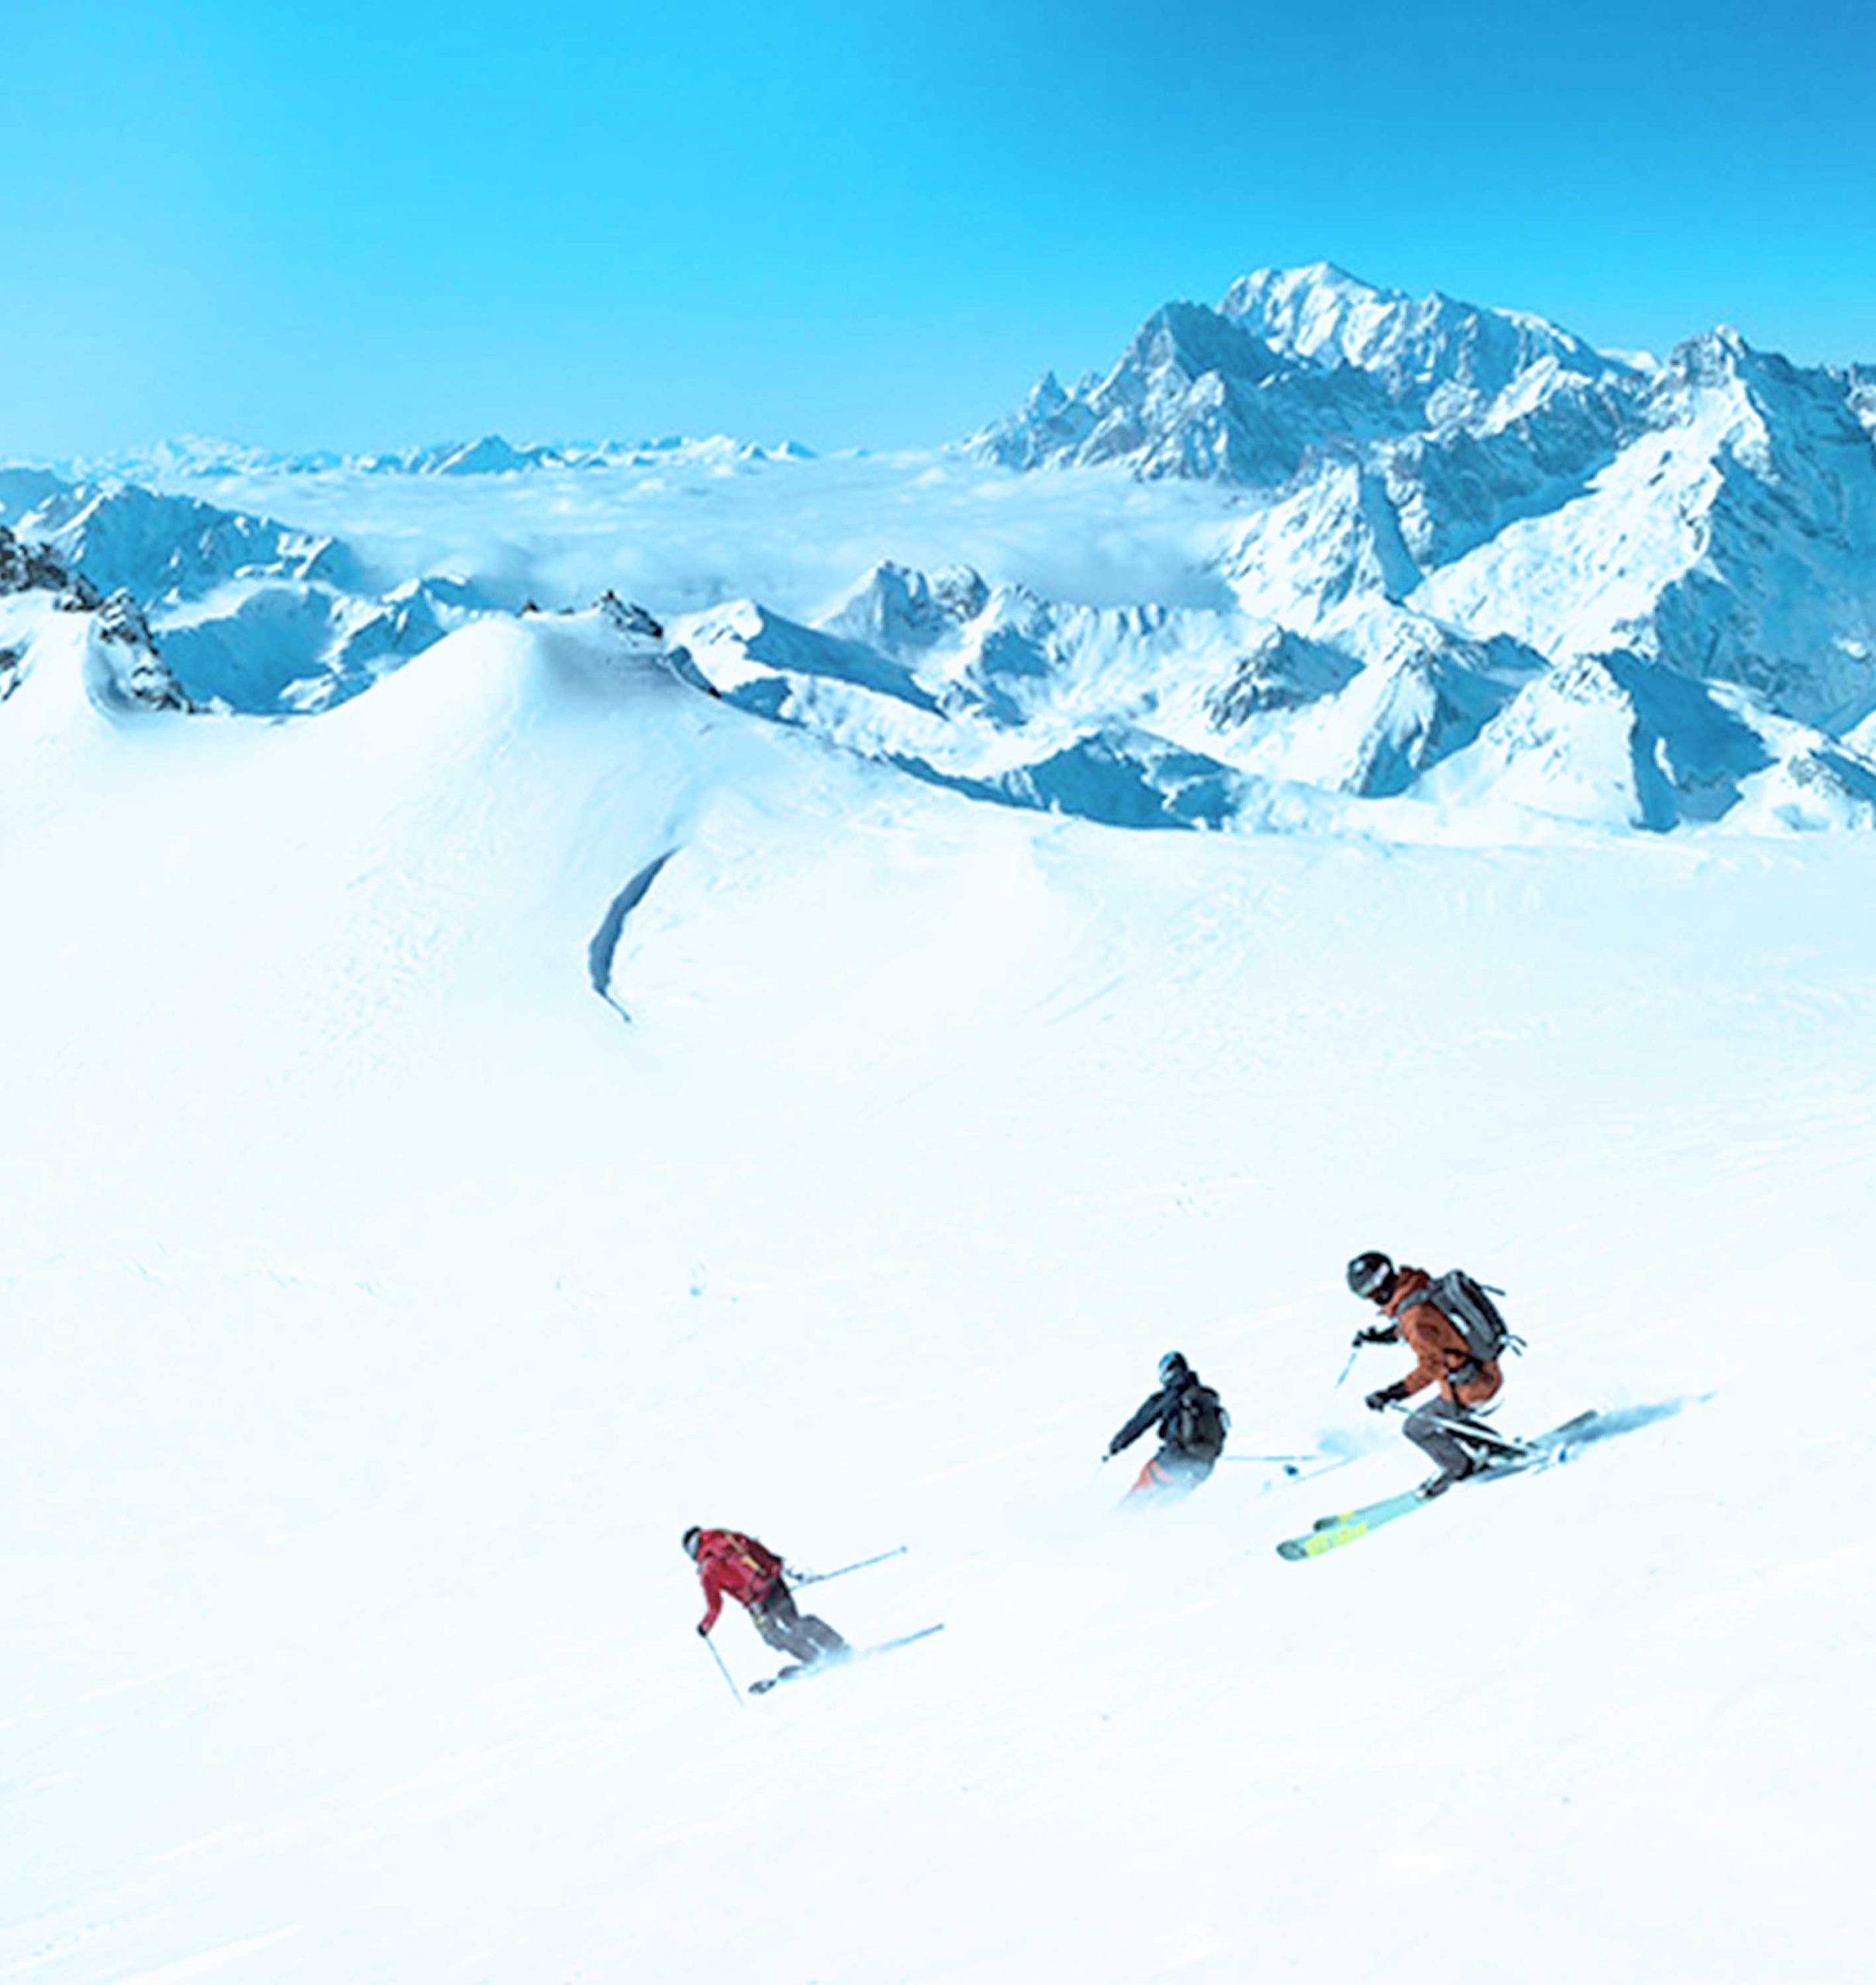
[1158,1351,1190,1386]
[681,1525,703,1560]
[1347,1251,1395,1301]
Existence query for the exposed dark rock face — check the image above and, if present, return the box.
[596,592,665,641]
[0,521,92,602]
[92,589,197,713]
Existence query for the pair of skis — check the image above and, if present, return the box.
[1275,1410,1598,1561]
[747,1623,945,1693]
[729,1545,943,1697]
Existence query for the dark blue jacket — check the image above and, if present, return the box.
[1107,1372,1226,1461]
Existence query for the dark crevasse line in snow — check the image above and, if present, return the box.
[588,851,677,1020]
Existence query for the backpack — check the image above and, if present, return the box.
[1414,1270,1525,1371]
[1174,1383,1230,1461]
[720,1532,783,1583]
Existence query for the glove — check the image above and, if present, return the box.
[1353,1326,1394,1347]
[696,1622,710,1638]
[1364,1383,1407,1412]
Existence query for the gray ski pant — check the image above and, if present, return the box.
[752,1583,848,1664]
[1402,1398,1496,1478]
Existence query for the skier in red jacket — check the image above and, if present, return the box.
[685,1527,849,1666]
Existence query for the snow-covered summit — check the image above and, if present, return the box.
[978,290,1405,483]
[976,261,1642,484]
[1219,261,1622,406]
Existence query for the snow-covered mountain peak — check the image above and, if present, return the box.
[409,434,542,476]
[976,295,1399,482]
[0,475,363,604]
[1219,261,1618,405]
[1667,323,1757,380]
[1019,371,1069,415]
[822,561,991,655]
[1122,302,1283,387]
[975,264,1636,488]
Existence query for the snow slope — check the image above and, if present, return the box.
[3,602,1873,1983]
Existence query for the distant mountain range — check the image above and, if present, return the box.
[5,263,1875,834]
[57,433,819,482]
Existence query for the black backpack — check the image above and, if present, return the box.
[1414,1270,1525,1372]
[1174,1383,1229,1460]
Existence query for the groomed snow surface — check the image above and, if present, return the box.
[3,609,1871,1983]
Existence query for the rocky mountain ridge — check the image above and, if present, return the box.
[963,264,1876,827]
[6,262,1875,834]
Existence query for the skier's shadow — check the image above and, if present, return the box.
[1566,1396,1697,1446]
[1464,1396,1696,1492]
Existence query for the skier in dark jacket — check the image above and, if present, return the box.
[685,1526,849,1666]
[1104,1352,1229,1499]
[1346,1249,1507,1497]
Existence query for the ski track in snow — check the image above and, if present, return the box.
[2,606,1874,1983]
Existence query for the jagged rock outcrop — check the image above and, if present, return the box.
[88,590,196,713]
[596,592,665,644]
[0,520,96,605]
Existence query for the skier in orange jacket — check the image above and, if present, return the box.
[1347,1251,1505,1497]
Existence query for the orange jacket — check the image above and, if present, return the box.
[1385,1266,1502,1407]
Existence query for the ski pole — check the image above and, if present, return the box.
[1223,1452,1316,1464]
[1335,1341,1360,1389]
[791,1545,908,1588]
[702,1633,743,1708]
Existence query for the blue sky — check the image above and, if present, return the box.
[6,0,1873,454]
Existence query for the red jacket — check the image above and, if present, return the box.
[1385,1266,1503,1407]
[694,1529,784,1634]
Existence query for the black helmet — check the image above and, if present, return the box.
[1158,1351,1190,1386]
[681,1525,703,1560]
[1347,1251,1395,1301]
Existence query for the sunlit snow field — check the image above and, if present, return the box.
[3,574,1872,1980]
